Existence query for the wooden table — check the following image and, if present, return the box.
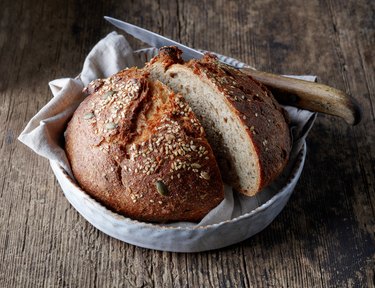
[1,0,374,287]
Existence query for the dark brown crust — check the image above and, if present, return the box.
[151,47,292,194]
[65,68,224,222]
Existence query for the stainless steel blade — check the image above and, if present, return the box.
[104,16,204,61]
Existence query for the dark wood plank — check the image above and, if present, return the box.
[0,0,373,287]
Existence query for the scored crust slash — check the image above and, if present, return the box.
[65,46,291,223]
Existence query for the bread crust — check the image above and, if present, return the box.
[149,47,292,195]
[65,68,224,222]
[190,55,291,193]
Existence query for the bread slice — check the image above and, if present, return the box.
[65,67,224,222]
[147,47,291,196]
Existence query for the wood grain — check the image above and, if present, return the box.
[0,0,374,287]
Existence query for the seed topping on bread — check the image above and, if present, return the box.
[67,65,225,222]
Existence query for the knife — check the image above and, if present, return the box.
[104,16,362,125]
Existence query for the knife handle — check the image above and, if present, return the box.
[240,68,362,125]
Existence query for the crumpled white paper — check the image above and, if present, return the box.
[18,32,316,230]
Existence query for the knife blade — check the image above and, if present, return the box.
[104,16,362,125]
[104,16,204,61]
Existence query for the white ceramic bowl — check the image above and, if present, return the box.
[50,48,312,252]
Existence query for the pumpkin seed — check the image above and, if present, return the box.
[105,122,117,130]
[83,112,94,120]
[155,181,169,196]
[101,91,115,100]
[191,163,201,169]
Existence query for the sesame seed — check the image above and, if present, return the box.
[200,171,210,180]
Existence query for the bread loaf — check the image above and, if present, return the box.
[147,47,291,196]
[65,67,224,222]
[65,47,292,223]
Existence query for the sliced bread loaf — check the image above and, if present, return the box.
[65,67,224,222]
[147,47,291,196]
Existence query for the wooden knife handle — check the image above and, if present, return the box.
[240,68,362,125]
